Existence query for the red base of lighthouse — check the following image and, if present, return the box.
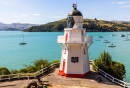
[58,70,91,78]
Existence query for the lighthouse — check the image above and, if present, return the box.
[57,4,93,78]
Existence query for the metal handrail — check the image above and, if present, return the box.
[90,60,130,88]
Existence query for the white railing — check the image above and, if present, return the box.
[90,60,130,88]
[0,63,59,81]
[57,36,93,44]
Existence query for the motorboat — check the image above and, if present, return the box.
[95,39,100,41]
[111,34,115,36]
[102,40,110,43]
[123,38,130,41]
[119,34,125,37]
[99,36,103,38]
[107,44,116,47]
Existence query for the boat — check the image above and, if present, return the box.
[102,40,110,43]
[99,36,103,38]
[123,32,129,41]
[107,34,116,47]
[119,34,125,37]
[123,38,130,41]
[107,44,116,47]
[19,34,26,45]
[95,39,100,41]
[111,34,115,36]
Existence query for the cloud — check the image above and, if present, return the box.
[120,5,130,8]
[111,1,127,4]
[32,13,41,16]
[51,14,67,18]
[20,14,29,17]
[126,16,130,17]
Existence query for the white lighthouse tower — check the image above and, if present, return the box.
[57,4,93,78]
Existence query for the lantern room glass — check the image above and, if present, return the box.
[67,17,75,28]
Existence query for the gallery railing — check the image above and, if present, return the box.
[57,36,93,44]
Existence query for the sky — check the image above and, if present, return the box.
[0,0,130,24]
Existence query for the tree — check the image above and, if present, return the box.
[94,50,126,80]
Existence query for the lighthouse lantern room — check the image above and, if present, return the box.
[57,4,93,78]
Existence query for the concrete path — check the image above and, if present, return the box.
[41,66,122,88]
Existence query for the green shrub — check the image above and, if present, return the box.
[0,67,11,75]
[18,68,27,73]
[52,60,60,67]
[10,69,17,74]
[26,66,36,73]
[94,50,126,80]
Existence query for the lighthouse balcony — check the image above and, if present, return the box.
[57,36,93,44]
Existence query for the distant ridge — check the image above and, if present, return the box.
[0,22,40,31]
[23,18,130,32]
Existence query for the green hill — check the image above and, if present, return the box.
[23,18,130,32]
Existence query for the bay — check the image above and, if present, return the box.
[0,31,130,82]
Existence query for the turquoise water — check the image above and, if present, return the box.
[0,31,130,82]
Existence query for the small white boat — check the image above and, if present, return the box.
[102,40,110,43]
[95,39,100,41]
[99,36,103,38]
[107,44,116,47]
[111,34,115,36]
[123,38,130,41]
[119,34,125,37]
[123,32,129,41]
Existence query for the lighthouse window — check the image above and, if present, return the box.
[71,57,78,63]
[67,17,75,28]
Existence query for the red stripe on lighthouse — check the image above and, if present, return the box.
[58,61,65,76]
[62,61,65,73]
[66,33,68,41]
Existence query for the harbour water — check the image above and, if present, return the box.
[0,31,130,82]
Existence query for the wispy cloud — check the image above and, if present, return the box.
[32,13,41,16]
[51,14,67,18]
[120,5,130,8]
[111,1,127,4]
[20,14,29,17]
[126,16,130,17]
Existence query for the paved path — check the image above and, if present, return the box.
[41,66,122,88]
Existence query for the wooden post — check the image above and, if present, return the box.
[0,76,1,81]
[105,74,106,78]
[41,65,43,74]
[34,73,36,79]
[18,74,20,79]
[124,82,126,88]
[9,75,10,81]
[112,78,114,82]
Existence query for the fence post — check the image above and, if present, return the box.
[34,73,36,79]
[112,78,114,82]
[0,76,1,81]
[18,74,20,79]
[105,73,106,78]
[124,82,126,88]
[9,75,10,81]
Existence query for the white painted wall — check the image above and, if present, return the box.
[67,44,83,74]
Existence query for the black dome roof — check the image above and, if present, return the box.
[68,9,82,16]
